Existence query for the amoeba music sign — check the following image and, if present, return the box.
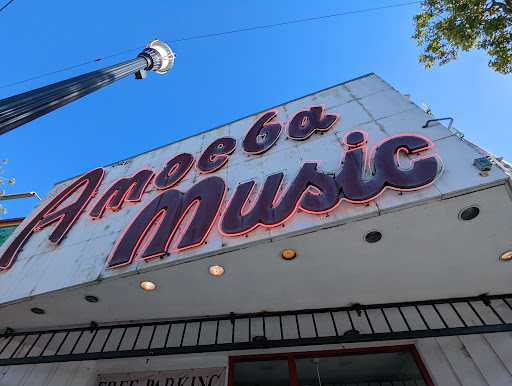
[0,105,443,271]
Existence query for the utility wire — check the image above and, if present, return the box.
[0,47,146,90]
[0,1,421,90]
[0,0,14,13]
[163,1,421,44]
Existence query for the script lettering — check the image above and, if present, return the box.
[154,153,194,190]
[336,134,438,202]
[220,163,338,235]
[107,177,225,268]
[242,110,282,154]
[196,137,236,173]
[286,105,338,140]
[88,169,154,218]
[0,168,104,270]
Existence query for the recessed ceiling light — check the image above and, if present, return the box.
[459,206,480,221]
[364,230,382,243]
[251,335,268,342]
[140,281,156,291]
[31,307,45,315]
[209,265,225,276]
[281,249,297,260]
[343,328,360,336]
[500,251,512,262]
[84,295,100,303]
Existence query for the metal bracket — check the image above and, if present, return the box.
[423,117,454,131]
[352,303,362,317]
[89,321,99,332]
[135,70,147,80]
[480,294,492,307]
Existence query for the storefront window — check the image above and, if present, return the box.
[295,352,426,385]
[231,346,432,386]
[233,359,290,386]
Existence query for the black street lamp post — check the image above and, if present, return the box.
[0,39,175,136]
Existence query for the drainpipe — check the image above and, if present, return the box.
[0,39,175,136]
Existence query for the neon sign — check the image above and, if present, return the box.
[0,105,443,270]
[285,105,338,140]
[88,169,154,219]
[242,110,283,154]
[0,168,104,270]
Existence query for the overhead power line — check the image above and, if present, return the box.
[0,1,421,90]
[163,1,421,44]
[0,47,147,91]
[0,0,14,13]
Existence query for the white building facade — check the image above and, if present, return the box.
[1,73,512,385]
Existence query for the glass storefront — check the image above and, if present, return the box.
[234,359,291,385]
[231,346,432,386]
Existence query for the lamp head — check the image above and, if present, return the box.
[146,39,175,74]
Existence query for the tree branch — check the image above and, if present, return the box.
[489,0,511,14]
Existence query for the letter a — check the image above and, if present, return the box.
[0,168,104,270]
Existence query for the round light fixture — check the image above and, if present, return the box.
[31,307,45,315]
[364,230,382,243]
[343,328,360,336]
[209,265,225,276]
[84,295,100,303]
[140,281,156,291]
[146,39,175,74]
[499,251,512,262]
[459,206,480,221]
[281,249,297,260]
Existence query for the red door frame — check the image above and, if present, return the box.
[228,344,434,386]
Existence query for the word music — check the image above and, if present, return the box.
[0,105,442,270]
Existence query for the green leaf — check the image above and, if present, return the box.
[413,0,512,74]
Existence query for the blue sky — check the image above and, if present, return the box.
[1,0,511,218]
